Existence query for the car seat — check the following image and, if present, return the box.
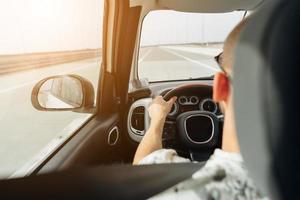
[233,0,300,199]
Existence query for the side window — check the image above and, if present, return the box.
[0,0,103,178]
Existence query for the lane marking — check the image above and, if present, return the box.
[138,48,153,63]
[0,80,38,94]
[160,47,219,72]
[163,45,222,57]
[0,62,98,94]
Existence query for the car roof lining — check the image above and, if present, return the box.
[130,0,263,13]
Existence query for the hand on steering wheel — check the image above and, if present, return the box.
[148,96,177,123]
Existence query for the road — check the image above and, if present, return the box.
[0,44,222,178]
[139,44,221,81]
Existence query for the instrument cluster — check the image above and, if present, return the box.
[168,96,218,118]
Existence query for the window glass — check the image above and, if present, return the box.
[0,0,103,178]
[138,11,244,82]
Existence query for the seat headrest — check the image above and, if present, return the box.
[233,0,300,199]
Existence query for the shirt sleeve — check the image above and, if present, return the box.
[138,149,190,165]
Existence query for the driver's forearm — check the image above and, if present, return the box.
[133,119,165,165]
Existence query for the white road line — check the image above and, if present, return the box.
[0,80,38,94]
[0,63,97,94]
[160,47,219,72]
[138,48,153,63]
[163,45,222,57]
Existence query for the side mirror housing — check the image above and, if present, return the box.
[31,74,95,113]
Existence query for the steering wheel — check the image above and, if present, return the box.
[162,84,223,162]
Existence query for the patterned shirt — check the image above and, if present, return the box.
[139,149,267,200]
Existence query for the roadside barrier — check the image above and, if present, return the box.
[0,49,101,75]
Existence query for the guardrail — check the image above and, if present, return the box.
[0,49,101,75]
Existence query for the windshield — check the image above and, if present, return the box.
[138,11,244,82]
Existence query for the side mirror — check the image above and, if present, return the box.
[31,74,95,112]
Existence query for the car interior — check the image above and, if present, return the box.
[30,0,263,175]
[0,0,298,199]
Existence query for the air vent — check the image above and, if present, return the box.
[127,98,152,142]
[131,106,145,132]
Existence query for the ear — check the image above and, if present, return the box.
[213,72,230,103]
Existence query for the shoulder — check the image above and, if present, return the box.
[203,149,244,172]
[151,149,267,199]
[193,149,246,185]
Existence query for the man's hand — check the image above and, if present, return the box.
[148,96,177,124]
[133,96,177,164]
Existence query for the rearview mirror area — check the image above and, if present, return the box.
[31,74,95,112]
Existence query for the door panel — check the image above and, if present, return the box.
[37,114,121,174]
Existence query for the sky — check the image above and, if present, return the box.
[0,0,244,55]
[0,0,103,55]
[141,10,244,46]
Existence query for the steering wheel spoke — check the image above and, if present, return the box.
[162,120,177,148]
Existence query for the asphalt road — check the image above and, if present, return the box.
[0,44,222,178]
[138,44,221,81]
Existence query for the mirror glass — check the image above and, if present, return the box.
[38,76,83,109]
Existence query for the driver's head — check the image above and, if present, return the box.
[213,18,249,108]
[212,18,249,153]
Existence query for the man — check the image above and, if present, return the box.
[133,18,266,199]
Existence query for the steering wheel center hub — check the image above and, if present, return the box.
[176,111,219,149]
